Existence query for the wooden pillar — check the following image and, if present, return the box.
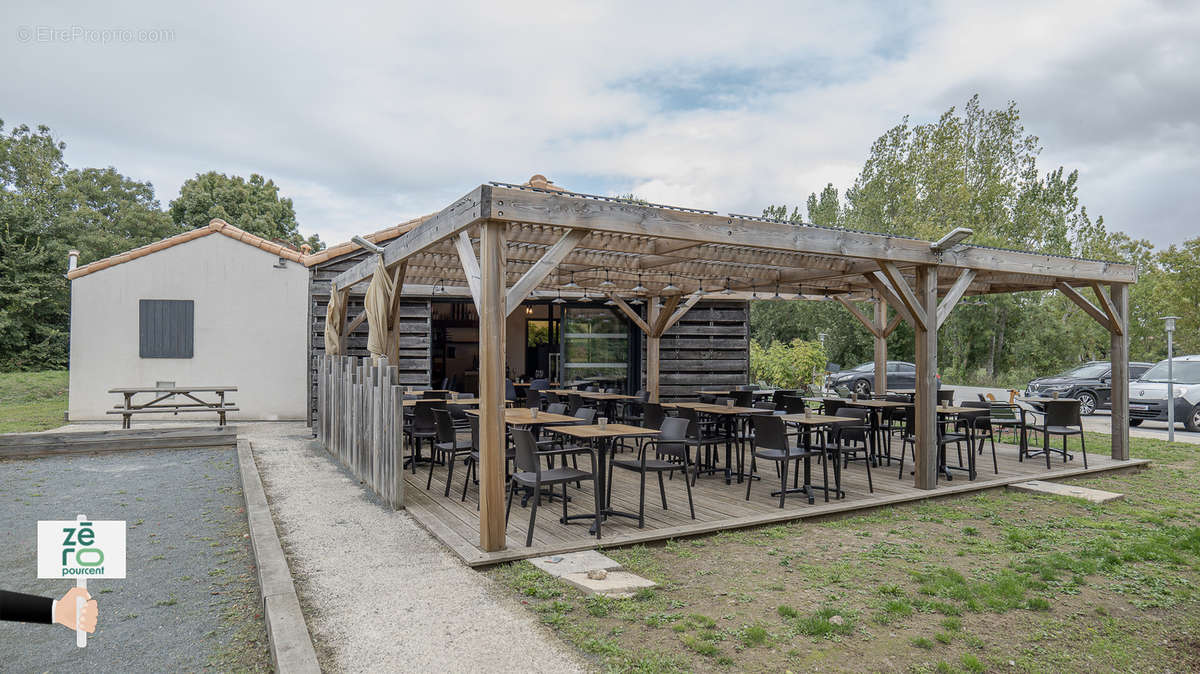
[478,220,507,551]
[646,298,661,403]
[913,266,939,490]
[873,301,887,394]
[1109,283,1130,460]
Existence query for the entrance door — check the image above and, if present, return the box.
[562,306,631,390]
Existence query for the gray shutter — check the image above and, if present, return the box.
[139,300,194,358]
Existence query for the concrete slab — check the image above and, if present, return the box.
[1010,479,1125,504]
[530,550,622,578]
[560,570,657,598]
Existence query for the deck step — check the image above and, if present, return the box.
[1009,480,1124,503]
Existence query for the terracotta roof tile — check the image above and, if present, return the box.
[66,219,306,280]
[301,214,433,266]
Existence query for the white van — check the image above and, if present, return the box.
[1128,355,1200,432]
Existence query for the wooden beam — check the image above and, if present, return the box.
[882,312,903,338]
[876,260,927,330]
[873,302,887,394]
[453,232,482,310]
[1054,281,1113,331]
[1109,283,1130,461]
[332,185,487,290]
[863,271,916,327]
[505,229,585,316]
[646,299,662,402]
[488,185,1139,284]
[651,295,681,337]
[1090,282,1124,336]
[658,293,704,336]
[345,310,367,334]
[478,220,506,552]
[607,294,651,335]
[386,261,408,363]
[913,265,939,490]
[936,269,976,329]
[834,295,882,339]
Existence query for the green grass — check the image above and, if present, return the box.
[0,370,68,432]
[492,434,1200,673]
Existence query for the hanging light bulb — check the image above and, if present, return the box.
[579,291,592,303]
[630,296,644,305]
[632,273,647,295]
[722,277,734,295]
[552,289,566,304]
[663,273,679,293]
[562,272,579,289]
[604,298,616,306]
[773,283,782,300]
[751,287,760,300]
[599,269,616,288]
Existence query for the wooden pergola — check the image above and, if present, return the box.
[329,182,1138,553]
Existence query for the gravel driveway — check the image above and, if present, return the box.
[245,422,585,673]
[0,446,269,672]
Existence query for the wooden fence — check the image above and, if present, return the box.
[315,354,405,508]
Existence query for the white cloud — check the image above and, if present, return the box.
[2,0,1195,247]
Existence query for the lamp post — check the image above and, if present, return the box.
[1163,316,1180,442]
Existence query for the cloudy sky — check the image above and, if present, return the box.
[4,1,1196,248]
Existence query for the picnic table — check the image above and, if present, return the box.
[107,386,238,428]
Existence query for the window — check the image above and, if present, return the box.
[139,300,194,358]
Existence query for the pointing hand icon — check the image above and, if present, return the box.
[54,587,97,633]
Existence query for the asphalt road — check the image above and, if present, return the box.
[0,447,269,672]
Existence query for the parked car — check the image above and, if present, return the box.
[825,360,930,396]
[1128,355,1200,431]
[1024,360,1153,415]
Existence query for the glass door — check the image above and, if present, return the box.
[561,307,630,390]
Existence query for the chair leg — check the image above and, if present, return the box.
[637,468,646,528]
[989,432,998,474]
[745,456,756,501]
[1080,432,1087,468]
[461,458,473,502]
[683,458,695,519]
[864,445,874,493]
[444,452,457,498]
[1043,430,1051,469]
[658,472,668,510]
[526,483,539,547]
[427,446,438,490]
[778,458,788,509]
[505,479,516,523]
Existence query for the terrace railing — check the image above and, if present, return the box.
[315,354,405,508]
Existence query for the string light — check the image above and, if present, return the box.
[599,269,615,288]
[632,273,647,294]
[722,277,734,295]
[663,273,679,293]
[562,272,579,289]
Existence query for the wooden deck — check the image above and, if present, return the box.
[404,437,1149,567]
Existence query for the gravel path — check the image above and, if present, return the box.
[0,445,269,672]
[245,422,586,673]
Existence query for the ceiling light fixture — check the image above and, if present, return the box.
[663,273,679,293]
[632,274,647,294]
[562,272,579,289]
[599,269,616,288]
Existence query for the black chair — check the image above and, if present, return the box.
[506,429,599,547]
[679,407,727,485]
[989,402,1029,455]
[405,401,438,473]
[960,401,998,474]
[525,390,543,409]
[447,402,472,431]
[833,408,874,493]
[936,389,955,406]
[732,390,754,408]
[545,402,567,416]
[772,389,798,408]
[545,391,563,407]
[567,393,583,416]
[642,403,666,431]
[505,379,518,403]
[461,415,517,502]
[746,415,825,507]
[782,395,808,415]
[609,417,695,526]
[423,390,448,399]
[1029,399,1087,469]
[698,394,717,404]
[430,409,472,496]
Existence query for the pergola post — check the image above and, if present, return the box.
[873,301,887,394]
[646,298,662,403]
[1109,283,1130,460]
[478,220,507,551]
[913,266,939,490]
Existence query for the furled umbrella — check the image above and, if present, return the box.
[324,282,347,355]
[364,258,396,363]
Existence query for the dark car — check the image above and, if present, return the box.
[825,360,921,396]
[1024,360,1153,415]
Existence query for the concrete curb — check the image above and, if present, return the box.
[237,439,321,673]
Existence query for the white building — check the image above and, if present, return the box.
[66,220,310,421]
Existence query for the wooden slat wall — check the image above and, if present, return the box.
[653,300,750,399]
[315,355,404,508]
[309,252,432,426]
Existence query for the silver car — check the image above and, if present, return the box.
[1128,355,1200,432]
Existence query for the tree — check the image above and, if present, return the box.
[757,96,1160,385]
[170,171,323,251]
[58,167,181,264]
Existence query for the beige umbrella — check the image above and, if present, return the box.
[325,282,346,355]
[364,258,395,363]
